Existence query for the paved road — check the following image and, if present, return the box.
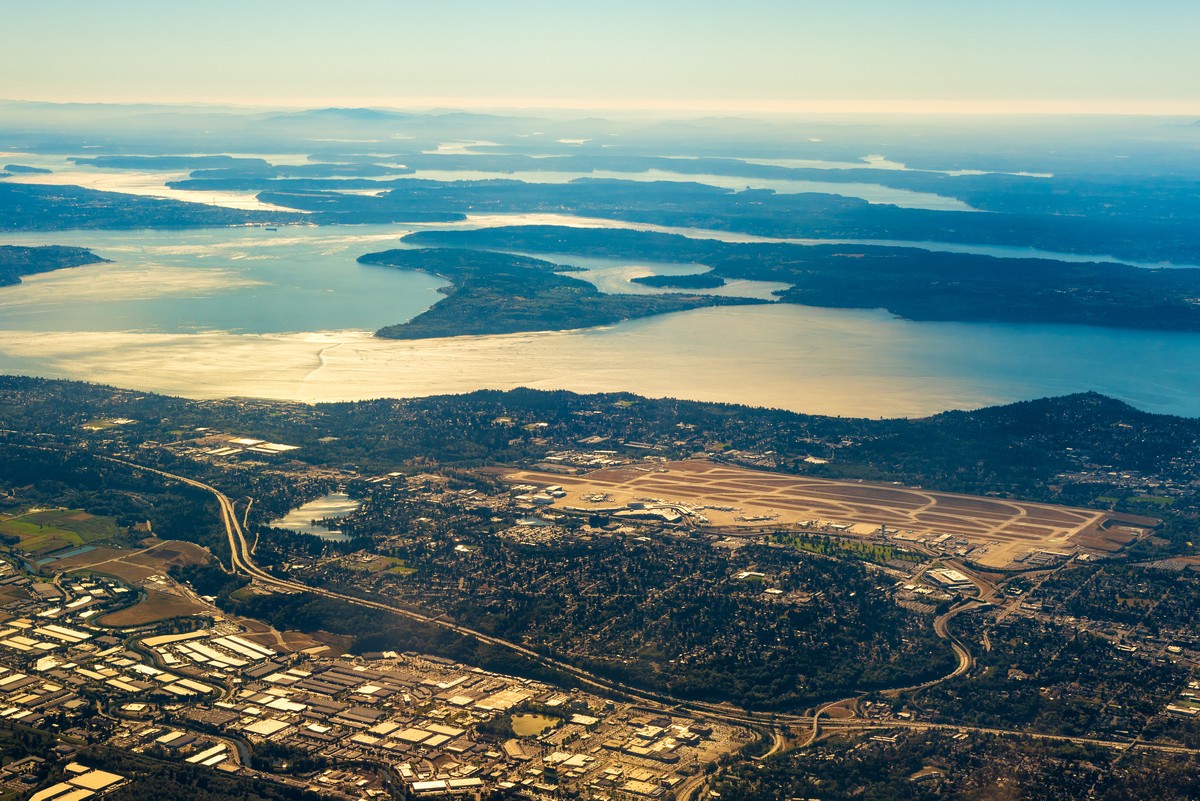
[820,718,1200,756]
[90,451,1200,761]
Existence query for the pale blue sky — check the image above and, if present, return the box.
[4,0,1199,113]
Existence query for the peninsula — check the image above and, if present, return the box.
[404,226,1200,333]
[0,244,108,287]
[358,247,761,339]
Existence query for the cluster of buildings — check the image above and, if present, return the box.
[889,529,978,559]
[27,763,127,801]
[0,564,137,728]
[0,544,739,799]
[104,643,738,799]
[1166,680,1200,718]
[173,431,301,460]
[530,449,631,473]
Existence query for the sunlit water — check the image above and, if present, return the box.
[0,154,298,212]
[269,492,359,541]
[2,152,974,212]
[445,214,1195,270]
[0,226,447,334]
[399,167,975,211]
[1,223,1199,418]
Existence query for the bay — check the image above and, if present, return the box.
[1,222,1199,419]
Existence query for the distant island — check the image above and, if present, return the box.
[404,226,1200,334]
[357,247,760,339]
[71,155,272,171]
[238,176,1200,265]
[632,272,726,289]
[0,244,108,287]
[2,164,52,174]
[0,183,300,231]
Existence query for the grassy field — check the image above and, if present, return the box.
[346,554,415,575]
[97,588,207,627]
[774,532,923,566]
[0,509,123,555]
[1130,495,1174,507]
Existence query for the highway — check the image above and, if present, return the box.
[817,717,1200,756]
[101,456,779,726]
[94,452,1200,762]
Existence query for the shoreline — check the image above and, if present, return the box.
[1,305,1197,418]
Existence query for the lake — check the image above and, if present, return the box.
[1,222,1199,419]
[269,493,360,541]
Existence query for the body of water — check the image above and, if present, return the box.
[1,223,1199,419]
[0,153,298,212]
[269,492,360,541]
[0,226,446,334]
[2,152,975,212]
[441,213,1195,270]
[400,167,975,211]
[511,252,792,301]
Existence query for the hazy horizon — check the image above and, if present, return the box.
[5,0,1199,116]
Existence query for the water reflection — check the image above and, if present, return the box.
[269,493,359,541]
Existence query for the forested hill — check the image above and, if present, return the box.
[357,247,760,339]
[0,183,299,231]
[1,377,1197,529]
[0,244,108,286]
[403,225,1200,333]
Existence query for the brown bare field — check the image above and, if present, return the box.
[52,539,213,625]
[86,560,160,583]
[504,460,1156,568]
[98,588,208,626]
[126,541,209,570]
[51,546,128,571]
[55,539,209,581]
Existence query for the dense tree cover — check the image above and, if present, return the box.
[915,613,1188,739]
[187,162,413,180]
[228,591,574,689]
[0,183,297,231]
[2,163,52,174]
[714,731,1200,801]
[0,244,105,287]
[405,225,1200,332]
[288,150,1200,223]
[2,376,1196,525]
[238,175,1200,264]
[171,561,249,601]
[0,719,54,786]
[630,272,726,288]
[1038,562,1200,631]
[0,444,225,554]
[62,747,323,801]
[358,247,757,339]
[308,521,954,710]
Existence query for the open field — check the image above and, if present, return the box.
[504,460,1158,568]
[98,587,207,627]
[52,539,212,625]
[0,508,122,555]
[53,538,209,580]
